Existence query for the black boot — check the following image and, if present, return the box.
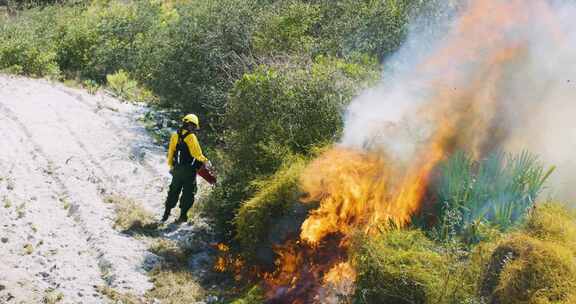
[176,214,188,224]
[161,208,171,222]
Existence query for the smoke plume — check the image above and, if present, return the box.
[342,0,576,201]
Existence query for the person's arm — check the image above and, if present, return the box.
[167,133,178,169]
[184,133,208,163]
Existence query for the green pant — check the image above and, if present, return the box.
[165,165,197,220]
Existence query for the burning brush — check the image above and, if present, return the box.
[258,0,575,302]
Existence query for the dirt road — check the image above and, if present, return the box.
[0,75,179,303]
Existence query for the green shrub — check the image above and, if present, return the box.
[143,0,258,141]
[313,0,447,60]
[52,6,98,76]
[252,1,320,56]
[0,9,60,77]
[106,70,136,97]
[225,56,377,180]
[352,229,477,304]
[82,79,99,94]
[106,69,154,102]
[82,1,165,82]
[0,39,59,77]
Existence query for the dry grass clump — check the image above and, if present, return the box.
[481,234,576,304]
[524,202,576,251]
[352,229,477,304]
[479,203,576,304]
[146,239,206,303]
[42,288,64,304]
[99,239,205,303]
[104,194,158,235]
[146,269,205,304]
[100,274,205,304]
[96,286,144,304]
[148,239,188,266]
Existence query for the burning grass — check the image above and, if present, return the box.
[227,148,566,303]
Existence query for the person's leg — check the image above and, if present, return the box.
[163,168,184,221]
[177,168,197,222]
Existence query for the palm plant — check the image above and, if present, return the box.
[425,151,554,243]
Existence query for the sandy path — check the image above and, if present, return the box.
[0,75,175,303]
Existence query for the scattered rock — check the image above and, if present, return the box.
[0,284,5,291]
[39,272,50,279]
[187,251,216,282]
[142,253,162,271]
[1,237,8,243]
[2,292,15,302]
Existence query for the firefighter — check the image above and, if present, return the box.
[162,114,209,223]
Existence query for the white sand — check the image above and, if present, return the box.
[0,75,186,303]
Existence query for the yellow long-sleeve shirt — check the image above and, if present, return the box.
[167,130,208,168]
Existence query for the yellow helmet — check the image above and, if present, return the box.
[182,114,200,129]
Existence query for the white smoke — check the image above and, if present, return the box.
[340,0,576,201]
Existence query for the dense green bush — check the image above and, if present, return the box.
[226,56,377,177]
[51,6,96,76]
[312,0,450,60]
[85,1,166,82]
[252,1,320,56]
[0,8,60,77]
[143,0,258,138]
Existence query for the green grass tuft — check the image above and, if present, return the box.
[352,229,478,304]
[230,285,265,304]
[234,154,308,261]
